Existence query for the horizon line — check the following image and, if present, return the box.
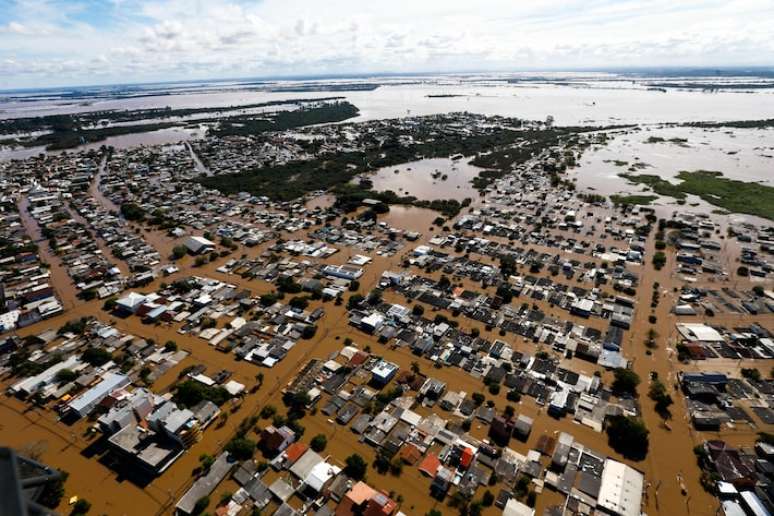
[3,65,774,94]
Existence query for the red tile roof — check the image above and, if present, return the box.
[418,452,441,477]
[285,441,308,464]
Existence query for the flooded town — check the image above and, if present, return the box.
[1,67,774,516]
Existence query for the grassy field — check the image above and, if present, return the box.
[609,194,658,206]
[620,170,774,220]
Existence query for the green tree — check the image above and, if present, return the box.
[225,438,256,460]
[81,347,112,367]
[310,434,327,452]
[648,379,674,418]
[55,368,78,384]
[612,368,640,396]
[606,415,649,460]
[344,453,368,480]
[199,454,215,473]
[172,245,188,260]
[652,251,667,270]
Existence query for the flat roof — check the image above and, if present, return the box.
[597,459,643,516]
[176,453,234,514]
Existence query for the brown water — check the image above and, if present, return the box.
[367,157,482,202]
[572,126,774,223]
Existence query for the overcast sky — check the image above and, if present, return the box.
[1,0,773,89]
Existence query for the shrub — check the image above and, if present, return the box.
[172,245,188,260]
[507,390,521,402]
[310,434,327,452]
[652,252,667,270]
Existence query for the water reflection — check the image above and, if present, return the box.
[366,157,481,201]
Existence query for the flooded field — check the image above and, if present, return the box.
[5,78,774,127]
[0,125,206,161]
[571,125,774,223]
[367,157,482,202]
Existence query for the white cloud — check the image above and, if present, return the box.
[0,0,773,88]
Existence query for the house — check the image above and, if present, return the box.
[513,415,534,441]
[183,235,216,255]
[114,292,148,315]
[371,360,399,386]
[176,453,235,514]
[67,372,131,419]
[302,461,341,495]
[260,425,296,455]
[10,355,82,397]
[322,264,363,281]
[571,298,594,318]
[503,499,535,516]
[336,482,397,516]
[108,424,183,476]
[360,313,385,334]
[290,450,323,481]
[489,416,515,446]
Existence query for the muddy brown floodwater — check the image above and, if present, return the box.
[3,173,768,516]
[367,157,483,203]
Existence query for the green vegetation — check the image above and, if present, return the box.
[684,118,774,129]
[609,194,658,206]
[310,434,327,452]
[225,437,256,460]
[0,97,350,150]
[259,405,276,419]
[644,136,688,145]
[612,368,641,396]
[55,369,78,384]
[648,378,674,418]
[652,251,667,270]
[210,101,360,137]
[621,170,774,220]
[606,415,649,460]
[174,380,231,408]
[81,347,112,367]
[742,368,762,382]
[197,122,601,207]
[332,183,469,218]
[172,245,188,260]
[120,202,145,221]
[344,453,368,480]
[199,453,215,472]
[58,317,90,335]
